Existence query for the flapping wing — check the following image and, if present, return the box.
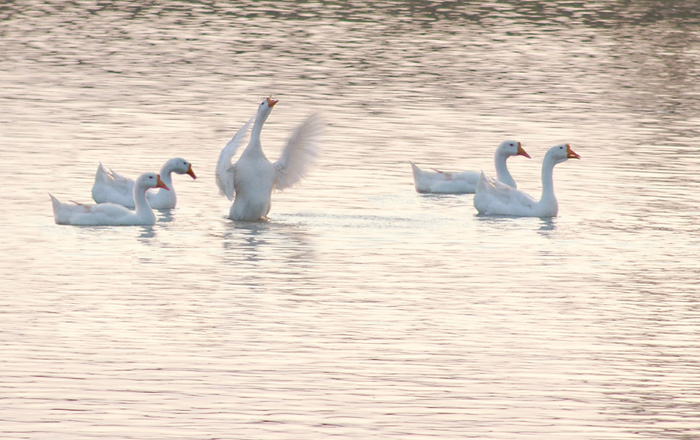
[273,113,322,190]
[215,117,253,200]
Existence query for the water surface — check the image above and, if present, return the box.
[1,1,700,439]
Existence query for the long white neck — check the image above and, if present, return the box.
[494,151,516,188]
[538,154,558,215]
[133,184,156,222]
[159,162,176,192]
[243,107,272,159]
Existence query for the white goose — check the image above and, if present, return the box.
[216,97,322,221]
[51,172,169,226]
[92,158,196,209]
[410,140,530,194]
[473,143,580,217]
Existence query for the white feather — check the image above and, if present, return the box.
[216,117,253,200]
[274,113,322,190]
[473,144,580,217]
[51,172,168,226]
[410,140,529,194]
[92,158,195,209]
[92,162,134,205]
[474,171,536,214]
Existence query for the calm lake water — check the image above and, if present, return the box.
[2,1,700,439]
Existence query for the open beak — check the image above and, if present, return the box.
[266,97,279,108]
[517,142,531,159]
[566,144,581,159]
[156,174,170,191]
[186,164,197,179]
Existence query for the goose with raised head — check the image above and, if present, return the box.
[410,140,530,194]
[51,172,170,226]
[216,97,322,221]
[473,143,580,217]
[92,158,196,209]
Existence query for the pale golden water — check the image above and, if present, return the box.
[1,1,700,439]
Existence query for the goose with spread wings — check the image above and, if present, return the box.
[216,97,322,221]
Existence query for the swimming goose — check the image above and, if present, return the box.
[473,143,580,217]
[92,158,196,209]
[51,172,169,226]
[410,140,530,194]
[216,97,322,221]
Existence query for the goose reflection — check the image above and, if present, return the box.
[221,219,316,274]
[137,225,157,240]
[156,210,176,224]
[537,218,557,235]
[136,210,172,242]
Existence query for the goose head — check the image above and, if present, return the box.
[546,143,581,164]
[136,172,170,191]
[166,158,197,179]
[254,97,278,126]
[497,140,530,159]
[265,97,278,108]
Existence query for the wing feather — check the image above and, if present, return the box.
[92,162,134,204]
[274,113,322,190]
[474,170,536,214]
[215,117,253,200]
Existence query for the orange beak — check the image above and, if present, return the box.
[566,144,581,159]
[186,163,197,179]
[517,142,531,159]
[156,174,170,191]
[266,97,279,108]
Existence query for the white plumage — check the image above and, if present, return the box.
[216,97,322,221]
[51,172,169,226]
[410,140,530,194]
[92,158,196,209]
[473,143,580,217]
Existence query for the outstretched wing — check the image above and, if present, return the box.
[273,113,322,190]
[215,117,253,200]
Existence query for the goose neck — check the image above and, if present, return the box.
[250,107,272,140]
[539,156,557,205]
[494,151,515,187]
[244,111,271,158]
[133,184,156,221]
[158,165,175,188]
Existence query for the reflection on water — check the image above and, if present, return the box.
[155,210,175,223]
[221,220,315,263]
[2,1,700,439]
[137,225,157,240]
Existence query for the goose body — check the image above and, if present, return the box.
[51,172,169,226]
[92,158,196,209]
[411,140,530,194]
[216,97,322,221]
[473,144,580,217]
